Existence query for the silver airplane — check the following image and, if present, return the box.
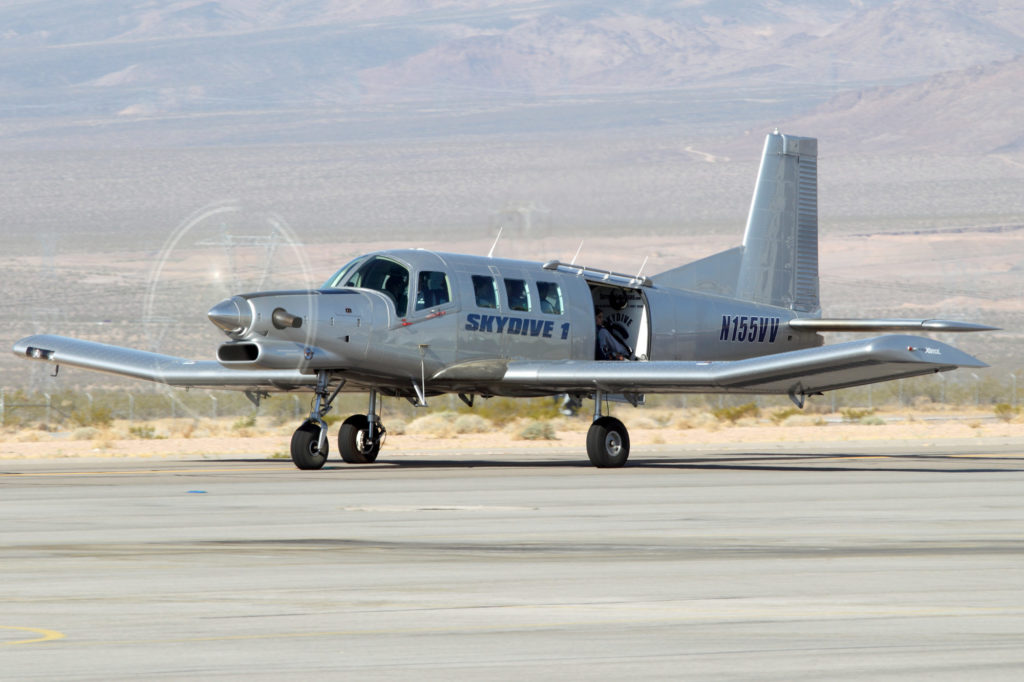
[13,132,995,469]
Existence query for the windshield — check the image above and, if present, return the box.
[321,256,367,289]
[328,256,410,316]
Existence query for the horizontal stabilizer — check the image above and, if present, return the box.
[789,319,999,333]
[499,335,985,397]
[13,334,317,391]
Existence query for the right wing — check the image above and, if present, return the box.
[13,334,317,391]
[489,335,986,401]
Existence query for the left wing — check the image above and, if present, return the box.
[13,334,317,391]
[489,335,985,400]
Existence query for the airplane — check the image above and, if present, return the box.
[13,131,996,470]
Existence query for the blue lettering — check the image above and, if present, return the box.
[465,313,480,332]
[480,314,495,332]
[543,320,554,338]
[721,313,781,343]
[508,318,522,334]
[529,319,545,337]
[495,316,509,333]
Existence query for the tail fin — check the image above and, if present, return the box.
[655,131,820,314]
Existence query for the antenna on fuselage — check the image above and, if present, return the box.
[636,256,649,282]
[488,227,503,258]
[570,240,584,265]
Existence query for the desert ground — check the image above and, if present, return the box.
[3,407,1021,461]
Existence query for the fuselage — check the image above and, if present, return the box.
[209,249,823,395]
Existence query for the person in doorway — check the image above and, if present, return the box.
[595,310,629,360]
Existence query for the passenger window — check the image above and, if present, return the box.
[343,256,409,317]
[472,275,498,309]
[537,281,563,315]
[504,278,531,312]
[416,271,451,310]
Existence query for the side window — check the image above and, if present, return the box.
[416,271,451,310]
[472,275,498,309]
[343,256,409,317]
[504,278,531,312]
[537,281,563,315]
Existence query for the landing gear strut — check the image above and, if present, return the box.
[288,373,387,470]
[290,371,343,470]
[586,390,630,468]
[338,389,385,463]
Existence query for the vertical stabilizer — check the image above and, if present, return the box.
[736,132,819,313]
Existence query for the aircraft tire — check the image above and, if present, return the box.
[586,416,630,468]
[339,414,382,464]
[291,420,328,470]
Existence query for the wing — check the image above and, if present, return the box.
[13,334,317,391]
[492,335,985,399]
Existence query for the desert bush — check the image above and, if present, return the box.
[71,427,98,440]
[406,412,457,438]
[453,414,490,434]
[514,420,557,440]
[711,402,760,423]
[993,403,1020,422]
[469,397,561,425]
[232,415,256,430]
[128,424,159,439]
[770,407,801,424]
[70,404,113,428]
[840,407,875,422]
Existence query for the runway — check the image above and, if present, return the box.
[3,442,1023,680]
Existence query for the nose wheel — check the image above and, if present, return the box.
[290,420,329,470]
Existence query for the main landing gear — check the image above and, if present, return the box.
[290,372,385,470]
[586,390,630,468]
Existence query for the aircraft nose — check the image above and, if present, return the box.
[208,297,252,335]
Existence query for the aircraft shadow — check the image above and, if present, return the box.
[213,451,1024,474]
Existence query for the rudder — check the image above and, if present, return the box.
[736,131,819,313]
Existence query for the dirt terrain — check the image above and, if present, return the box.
[3,408,1019,461]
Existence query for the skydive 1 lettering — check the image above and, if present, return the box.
[465,313,559,339]
[719,315,780,343]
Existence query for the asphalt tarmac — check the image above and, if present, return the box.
[3,441,1023,680]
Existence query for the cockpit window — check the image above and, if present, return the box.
[472,275,498,309]
[321,256,366,289]
[504,278,531,312]
[415,271,451,311]
[337,256,409,316]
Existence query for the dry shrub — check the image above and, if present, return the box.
[170,421,197,439]
[387,419,407,436]
[513,420,557,441]
[72,427,99,440]
[780,414,827,427]
[13,430,44,443]
[627,416,660,430]
[453,414,491,434]
[674,411,718,430]
[406,412,456,438]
